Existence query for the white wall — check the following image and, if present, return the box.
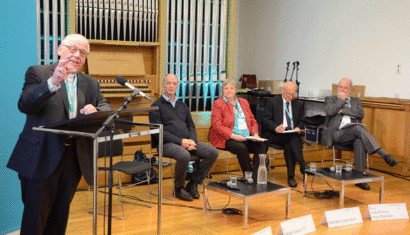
[234,0,410,99]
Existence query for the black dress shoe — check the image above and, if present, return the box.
[384,155,399,167]
[185,181,200,199]
[355,183,370,190]
[174,188,193,201]
[288,178,297,188]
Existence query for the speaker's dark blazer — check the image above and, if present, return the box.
[7,63,112,186]
[261,95,305,147]
[321,96,364,147]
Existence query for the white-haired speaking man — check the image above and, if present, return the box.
[8,34,112,235]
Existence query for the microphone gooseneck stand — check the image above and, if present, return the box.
[292,61,309,146]
[295,61,300,98]
[289,62,296,81]
[284,61,290,82]
[95,90,139,235]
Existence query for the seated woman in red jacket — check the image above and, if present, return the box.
[210,80,267,180]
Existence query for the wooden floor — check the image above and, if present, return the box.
[67,165,410,235]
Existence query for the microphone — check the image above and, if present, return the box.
[322,167,335,172]
[116,76,153,101]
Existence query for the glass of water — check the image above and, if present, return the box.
[346,161,353,172]
[230,176,238,187]
[310,162,317,172]
[335,164,343,173]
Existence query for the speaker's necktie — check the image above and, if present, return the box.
[285,102,292,130]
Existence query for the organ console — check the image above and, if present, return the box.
[98,79,152,97]
[78,40,161,109]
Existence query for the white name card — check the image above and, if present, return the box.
[320,207,363,228]
[365,203,409,221]
[275,215,316,235]
[252,226,273,235]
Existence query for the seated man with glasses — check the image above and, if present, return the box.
[321,78,399,190]
[262,81,308,187]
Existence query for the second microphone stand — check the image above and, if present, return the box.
[96,90,139,235]
[294,62,300,98]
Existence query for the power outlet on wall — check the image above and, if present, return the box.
[397,64,402,74]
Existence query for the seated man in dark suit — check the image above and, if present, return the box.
[149,74,218,201]
[321,78,399,190]
[262,81,308,187]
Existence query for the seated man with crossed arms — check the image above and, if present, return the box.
[321,78,399,190]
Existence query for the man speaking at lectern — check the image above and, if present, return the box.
[7,34,112,235]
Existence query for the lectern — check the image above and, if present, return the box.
[33,107,164,235]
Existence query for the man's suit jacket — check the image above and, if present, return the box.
[321,96,364,147]
[261,95,305,147]
[209,97,259,149]
[7,63,112,185]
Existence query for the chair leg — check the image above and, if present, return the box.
[119,170,152,208]
[115,171,126,218]
[86,182,124,220]
[225,151,230,177]
[268,147,271,179]
[367,153,369,173]
[322,146,325,168]
[172,160,176,197]
[363,153,370,175]
[268,147,276,180]
[151,159,175,200]
[147,170,153,207]
[86,186,93,214]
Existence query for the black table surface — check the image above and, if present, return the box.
[306,168,383,182]
[205,180,289,197]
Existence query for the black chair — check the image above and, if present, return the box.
[330,144,369,174]
[87,131,153,220]
[151,151,201,199]
[268,143,285,179]
[216,147,240,177]
[208,127,236,177]
[321,116,369,173]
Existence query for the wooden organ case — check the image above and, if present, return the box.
[73,0,166,166]
[79,40,160,156]
[82,40,159,109]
